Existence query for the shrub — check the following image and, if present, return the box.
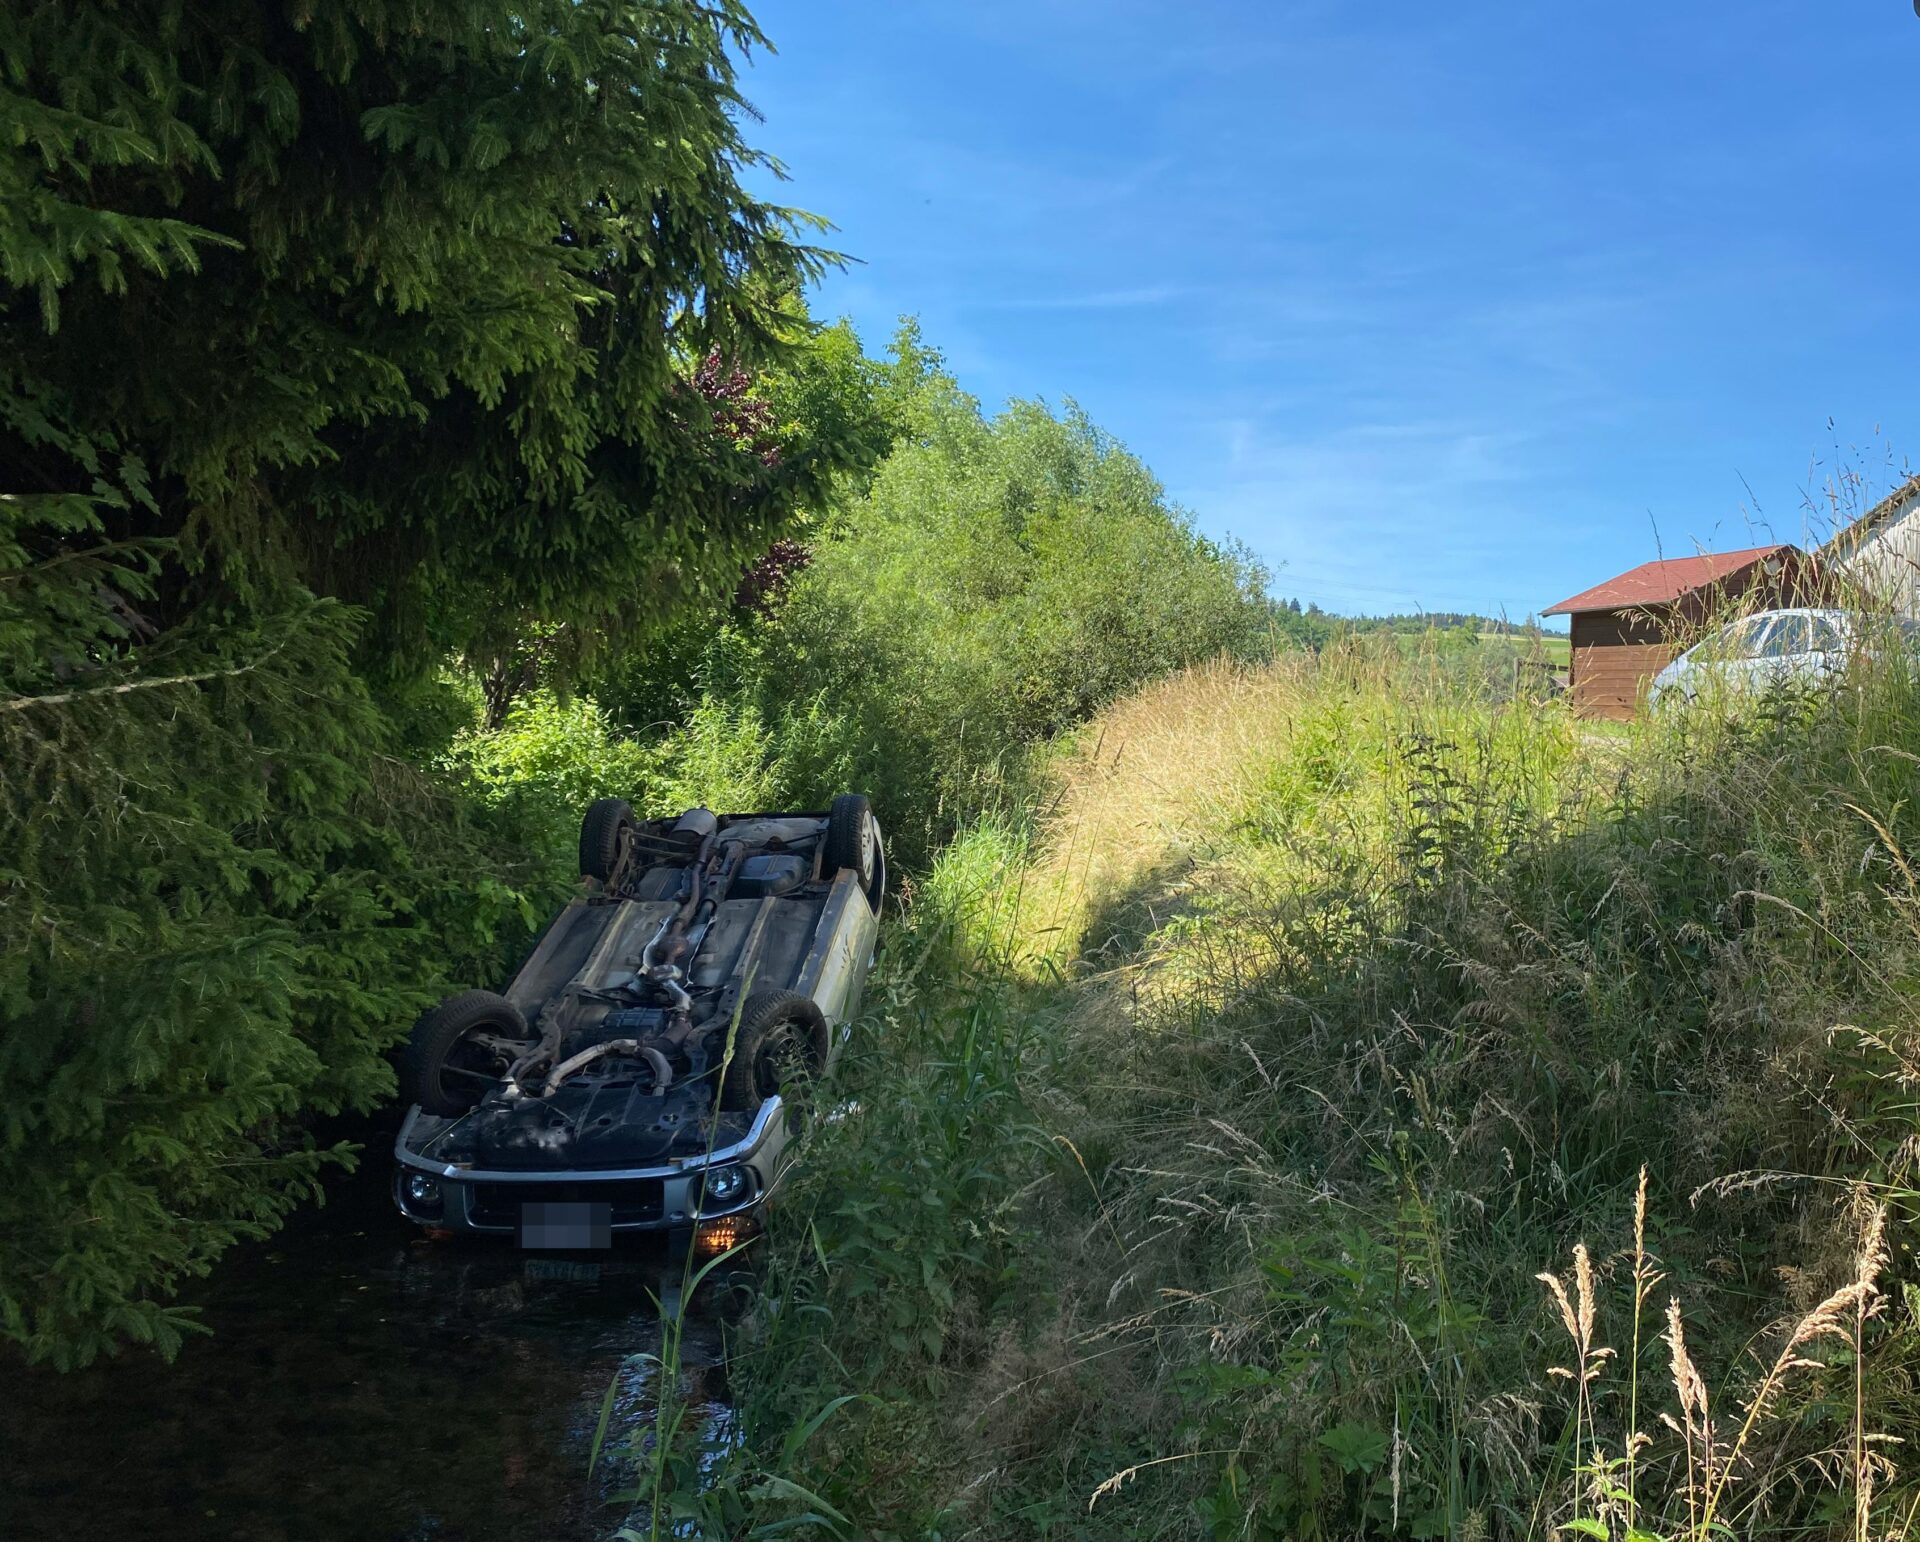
[746,386,1277,864]
[448,687,787,879]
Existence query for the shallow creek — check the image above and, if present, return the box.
[4,1144,729,1541]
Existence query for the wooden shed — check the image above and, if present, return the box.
[1543,545,1822,720]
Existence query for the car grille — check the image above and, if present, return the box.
[467,1178,665,1229]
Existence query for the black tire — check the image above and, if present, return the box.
[400,990,531,1117]
[720,990,828,1115]
[824,792,880,901]
[579,797,635,882]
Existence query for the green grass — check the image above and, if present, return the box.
[624,640,1920,1541]
[1484,628,1571,666]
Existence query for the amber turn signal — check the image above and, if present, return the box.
[693,1212,760,1257]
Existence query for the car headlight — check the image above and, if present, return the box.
[695,1164,750,1211]
[402,1171,443,1215]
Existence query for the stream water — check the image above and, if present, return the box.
[3,1135,729,1542]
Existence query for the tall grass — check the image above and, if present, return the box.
[602,845,1062,1536]
[651,625,1920,1539]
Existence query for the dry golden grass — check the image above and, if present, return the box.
[1019,645,1569,982]
[1044,658,1317,880]
[1538,1191,1891,1541]
[1017,656,1316,962]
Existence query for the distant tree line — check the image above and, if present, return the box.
[1271,600,1562,651]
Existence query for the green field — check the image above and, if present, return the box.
[1483,628,1570,665]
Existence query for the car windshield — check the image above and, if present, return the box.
[1692,616,1769,662]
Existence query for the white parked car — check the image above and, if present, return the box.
[1648,608,1918,710]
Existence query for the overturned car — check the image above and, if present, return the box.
[391,794,884,1245]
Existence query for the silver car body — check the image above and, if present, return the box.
[1647,607,1885,710]
[392,811,880,1238]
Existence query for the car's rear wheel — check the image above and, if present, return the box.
[401,990,533,1116]
[720,990,828,1118]
[579,797,635,883]
[824,792,884,910]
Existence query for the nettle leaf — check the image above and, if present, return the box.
[1317,1422,1390,1475]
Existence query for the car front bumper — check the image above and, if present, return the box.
[390,1097,786,1238]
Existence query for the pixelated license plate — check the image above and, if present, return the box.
[518,1200,612,1250]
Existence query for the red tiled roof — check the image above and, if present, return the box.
[1543,545,1796,616]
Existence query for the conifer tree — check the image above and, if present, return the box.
[0,0,877,1365]
[1,0,865,670]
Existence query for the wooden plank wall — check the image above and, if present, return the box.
[1570,608,1678,720]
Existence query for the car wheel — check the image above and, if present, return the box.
[401,990,532,1116]
[824,792,882,906]
[720,990,828,1117]
[579,797,635,883]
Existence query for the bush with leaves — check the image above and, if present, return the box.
[737,333,1277,863]
[449,687,783,869]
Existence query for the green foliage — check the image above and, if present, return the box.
[617,854,1054,1539]
[1271,603,1566,658]
[579,323,1278,866]
[2,0,882,680]
[0,0,901,1368]
[0,502,542,1367]
[743,344,1276,862]
[448,687,781,872]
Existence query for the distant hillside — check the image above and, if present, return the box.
[1272,599,1568,652]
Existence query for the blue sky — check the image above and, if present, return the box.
[744,2,1918,621]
